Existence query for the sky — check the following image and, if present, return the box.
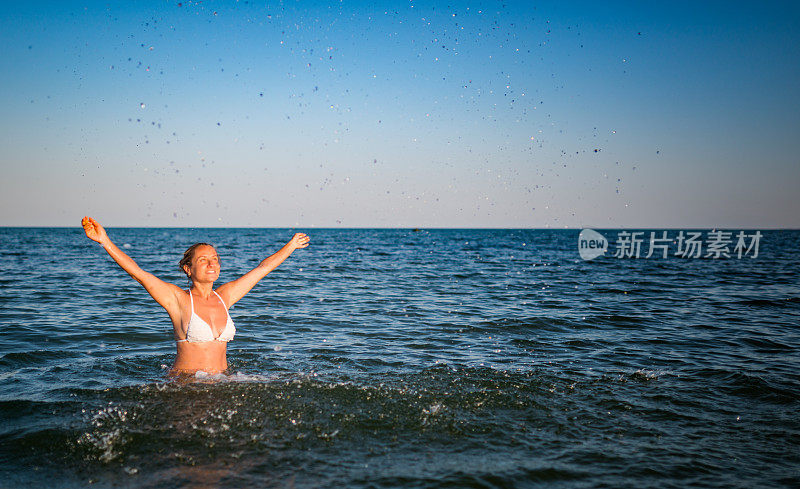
[1,0,798,228]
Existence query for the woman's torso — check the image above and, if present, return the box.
[170,289,235,374]
[172,340,229,374]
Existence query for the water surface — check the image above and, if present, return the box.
[0,228,798,488]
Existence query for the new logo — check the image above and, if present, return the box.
[578,229,608,260]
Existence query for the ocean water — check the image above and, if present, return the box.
[0,227,798,488]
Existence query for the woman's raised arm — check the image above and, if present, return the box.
[216,233,310,307]
[82,216,183,313]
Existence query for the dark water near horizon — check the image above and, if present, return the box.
[0,227,798,488]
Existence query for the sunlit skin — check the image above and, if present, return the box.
[81,216,310,375]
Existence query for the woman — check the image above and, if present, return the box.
[81,216,310,375]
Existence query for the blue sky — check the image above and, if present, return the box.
[1,1,798,228]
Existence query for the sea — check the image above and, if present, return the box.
[0,227,797,488]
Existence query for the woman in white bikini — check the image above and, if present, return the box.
[81,216,310,375]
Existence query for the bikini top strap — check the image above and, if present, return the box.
[178,291,194,343]
[213,290,228,309]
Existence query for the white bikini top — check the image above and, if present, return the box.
[176,290,236,343]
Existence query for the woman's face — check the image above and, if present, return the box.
[186,245,220,285]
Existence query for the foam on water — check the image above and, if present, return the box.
[192,370,277,383]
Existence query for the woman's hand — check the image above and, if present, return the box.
[215,232,311,306]
[81,216,183,314]
[82,216,110,245]
[288,233,310,250]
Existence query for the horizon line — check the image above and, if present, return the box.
[1,225,797,231]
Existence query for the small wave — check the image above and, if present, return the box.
[736,297,800,308]
[578,314,649,328]
[739,336,795,352]
[0,349,79,368]
[473,316,578,333]
[687,367,800,404]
